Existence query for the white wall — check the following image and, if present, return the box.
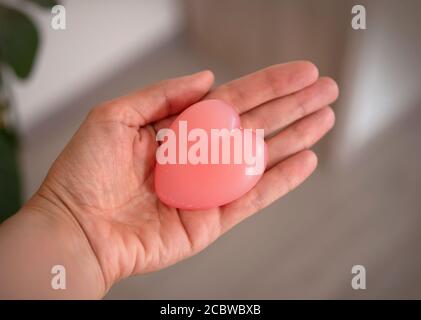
[4,0,181,133]
[336,0,421,161]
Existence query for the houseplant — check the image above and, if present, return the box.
[0,0,58,222]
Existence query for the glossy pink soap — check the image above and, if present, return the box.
[154,99,267,210]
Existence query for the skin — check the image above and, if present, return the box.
[0,61,338,299]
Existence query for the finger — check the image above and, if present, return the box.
[205,61,319,114]
[266,106,335,168]
[93,70,214,127]
[220,150,318,233]
[241,77,339,136]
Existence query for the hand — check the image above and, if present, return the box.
[28,61,338,296]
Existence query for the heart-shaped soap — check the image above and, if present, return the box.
[154,99,267,210]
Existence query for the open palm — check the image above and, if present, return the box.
[40,61,338,292]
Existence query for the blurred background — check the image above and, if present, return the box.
[1,0,421,299]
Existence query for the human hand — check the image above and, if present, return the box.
[24,61,338,296]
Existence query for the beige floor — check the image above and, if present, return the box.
[20,36,421,299]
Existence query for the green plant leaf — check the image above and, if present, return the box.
[0,4,39,79]
[0,128,21,222]
[24,0,59,9]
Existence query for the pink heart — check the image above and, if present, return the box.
[154,99,267,210]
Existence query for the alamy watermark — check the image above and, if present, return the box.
[351,5,367,30]
[156,121,265,176]
[351,265,367,290]
[51,264,66,290]
[51,5,66,30]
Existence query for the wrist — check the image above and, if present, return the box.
[0,189,106,299]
